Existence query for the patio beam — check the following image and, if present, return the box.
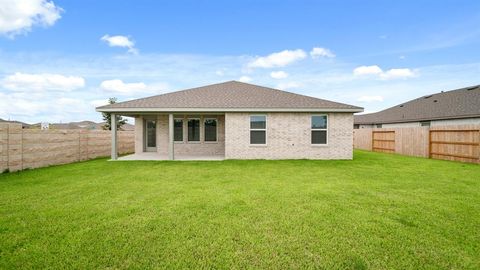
[168,113,174,160]
[111,113,118,160]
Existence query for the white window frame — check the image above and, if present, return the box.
[311,114,328,146]
[249,115,267,146]
[204,117,218,143]
[187,117,201,143]
[173,118,184,143]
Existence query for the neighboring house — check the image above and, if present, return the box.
[354,85,480,129]
[96,81,363,160]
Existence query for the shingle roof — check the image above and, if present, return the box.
[355,85,480,124]
[96,81,362,112]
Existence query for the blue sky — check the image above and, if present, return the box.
[1,0,479,123]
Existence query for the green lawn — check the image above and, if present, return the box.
[0,151,479,269]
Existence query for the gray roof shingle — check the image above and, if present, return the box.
[355,85,480,124]
[96,81,362,112]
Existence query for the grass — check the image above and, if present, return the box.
[0,150,479,269]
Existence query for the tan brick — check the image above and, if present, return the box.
[225,112,353,160]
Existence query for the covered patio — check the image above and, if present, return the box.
[109,112,225,161]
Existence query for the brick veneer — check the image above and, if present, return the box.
[224,112,354,159]
[134,113,354,159]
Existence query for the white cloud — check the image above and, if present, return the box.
[353,65,383,76]
[248,49,307,68]
[382,68,416,80]
[2,72,85,91]
[310,47,335,58]
[100,79,146,94]
[215,70,224,76]
[99,79,168,95]
[357,95,384,102]
[101,34,138,54]
[353,65,416,80]
[0,0,63,37]
[0,92,90,122]
[56,98,88,113]
[0,93,48,117]
[270,71,289,79]
[90,99,109,107]
[276,82,301,90]
[238,76,252,83]
[57,97,80,105]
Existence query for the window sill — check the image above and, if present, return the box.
[249,144,268,147]
[311,144,329,147]
[174,141,184,144]
[204,141,218,144]
[187,141,201,144]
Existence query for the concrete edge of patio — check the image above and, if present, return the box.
[115,152,225,161]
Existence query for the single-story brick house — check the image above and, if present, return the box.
[96,81,363,160]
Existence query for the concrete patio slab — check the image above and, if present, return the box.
[117,152,225,161]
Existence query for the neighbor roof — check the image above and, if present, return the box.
[355,85,480,125]
[96,81,363,113]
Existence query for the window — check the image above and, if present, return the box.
[174,119,183,142]
[376,124,382,128]
[188,119,200,142]
[250,115,266,144]
[311,115,327,145]
[204,118,217,142]
[353,124,360,129]
[420,121,430,127]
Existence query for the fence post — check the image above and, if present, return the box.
[428,128,432,158]
[370,129,374,151]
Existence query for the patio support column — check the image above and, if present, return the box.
[168,113,174,160]
[111,113,118,160]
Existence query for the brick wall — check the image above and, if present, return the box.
[135,115,225,156]
[0,123,134,173]
[224,112,354,159]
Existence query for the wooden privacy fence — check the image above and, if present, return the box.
[354,125,480,163]
[372,131,395,153]
[429,129,480,163]
[0,123,134,173]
